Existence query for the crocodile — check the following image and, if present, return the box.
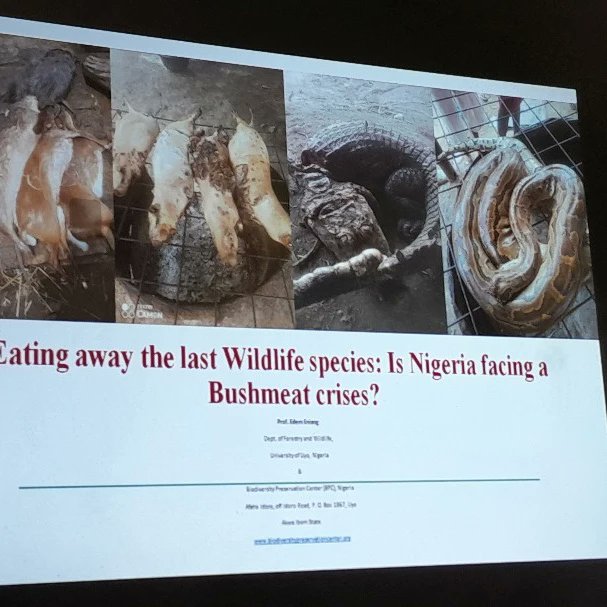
[294,122,440,306]
[291,163,390,262]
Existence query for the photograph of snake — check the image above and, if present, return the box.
[434,89,597,338]
[0,33,114,322]
[285,72,446,334]
[112,51,293,328]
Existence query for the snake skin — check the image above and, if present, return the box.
[444,139,587,335]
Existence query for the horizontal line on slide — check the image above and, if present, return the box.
[19,478,541,490]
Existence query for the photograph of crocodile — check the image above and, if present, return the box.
[434,89,597,338]
[285,72,446,334]
[112,50,294,328]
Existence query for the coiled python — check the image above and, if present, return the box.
[439,137,588,336]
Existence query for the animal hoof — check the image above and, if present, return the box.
[22,233,37,247]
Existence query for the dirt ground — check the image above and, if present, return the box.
[111,51,287,138]
[112,51,294,328]
[0,34,114,322]
[285,72,447,334]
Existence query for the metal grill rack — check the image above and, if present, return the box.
[114,110,294,328]
[432,91,597,338]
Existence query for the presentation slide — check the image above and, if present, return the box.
[0,17,606,586]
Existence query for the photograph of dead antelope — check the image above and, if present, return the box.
[111,50,293,327]
[285,72,446,334]
[0,34,114,322]
[433,89,596,338]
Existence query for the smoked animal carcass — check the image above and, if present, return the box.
[191,129,241,266]
[146,112,196,245]
[112,103,159,197]
[228,113,291,249]
[141,127,287,303]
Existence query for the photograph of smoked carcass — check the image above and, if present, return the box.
[0,34,114,322]
[433,89,597,338]
[111,50,293,327]
[285,72,446,334]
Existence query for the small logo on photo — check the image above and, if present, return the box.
[120,302,164,321]
[121,302,135,319]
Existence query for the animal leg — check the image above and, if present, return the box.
[67,230,90,252]
[44,242,60,269]
[101,226,115,251]
[57,204,89,253]
[57,205,69,249]
[19,230,37,247]
[56,206,74,263]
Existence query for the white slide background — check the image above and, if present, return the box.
[1,319,606,584]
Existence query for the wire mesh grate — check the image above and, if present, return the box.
[114,109,294,328]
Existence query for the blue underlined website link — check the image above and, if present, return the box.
[254,535,351,546]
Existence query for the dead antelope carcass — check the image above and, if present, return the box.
[112,103,159,197]
[60,137,114,251]
[228,113,291,249]
[16,127,78,267]
[0,96,40,255]
[147,112,196,245]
